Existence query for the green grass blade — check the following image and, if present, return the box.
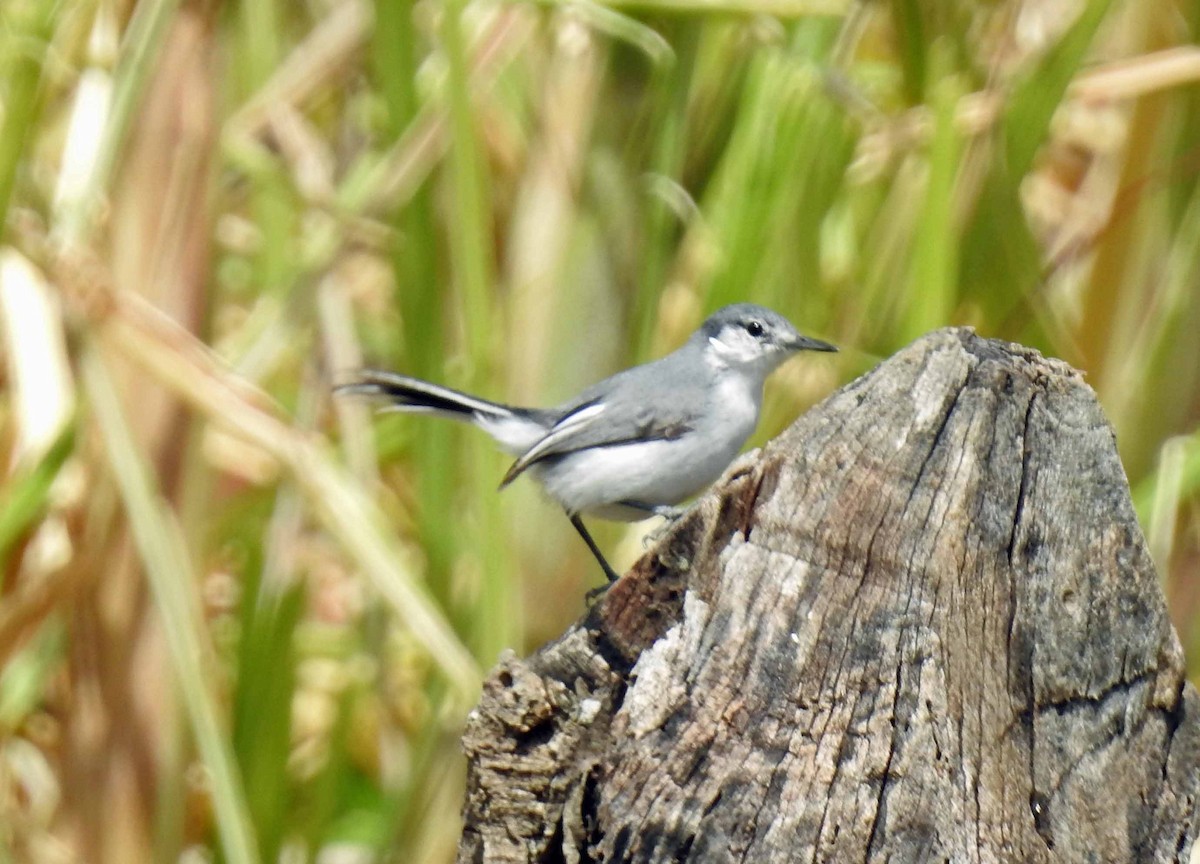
[901,42,964,341]
[233,584,304,864]
[0,0,61,238]
[703,18,851,320]
[631,25,697,358]
[1137,436,1186,568]
[889,0,927,104]
[441,0,497,363]
[0,622,64,731]
[1003,0,1115,178]
[371,0,461,594]
[98,298,482,695]
[82,343,261,864]
[564,1,674,67]
[0,422,75,579]
[439,0,518,663]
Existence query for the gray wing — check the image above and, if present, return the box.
[499,353,705,488]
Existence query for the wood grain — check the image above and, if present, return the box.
[457,328,1200,864]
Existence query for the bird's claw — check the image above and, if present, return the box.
[642,504,688,546]
[651,505,687,521]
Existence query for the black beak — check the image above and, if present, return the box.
[791,334,838,353]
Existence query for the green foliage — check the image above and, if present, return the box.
[233,579,304,864]
[1003,0,1115,178]
[0,424,74,580]
[0,0,60,239]
[1,0,1199,862]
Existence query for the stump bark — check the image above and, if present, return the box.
[457,328,1200,863]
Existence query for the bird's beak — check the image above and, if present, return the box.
[790,334,838,353]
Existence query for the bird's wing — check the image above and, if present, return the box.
[499,376,702,488]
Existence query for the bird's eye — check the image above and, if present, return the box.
[745,320,765,338]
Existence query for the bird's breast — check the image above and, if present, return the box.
[707,373,762,446]
[531,376,763,519]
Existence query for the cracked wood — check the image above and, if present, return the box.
[457,328,1200,864]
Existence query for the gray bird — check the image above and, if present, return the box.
[337,303,836,585]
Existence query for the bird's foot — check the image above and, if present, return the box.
[585,581,611,604]
[634,503,689,546]
[650,504,687,521]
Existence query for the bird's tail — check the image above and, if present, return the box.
[335,370,547,455]
[335,370,511,420]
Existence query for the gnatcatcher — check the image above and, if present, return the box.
[337,303,835,586]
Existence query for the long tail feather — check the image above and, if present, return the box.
[336,370,554,456]
[335,370,509,420]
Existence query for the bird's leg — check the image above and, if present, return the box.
[620,500,689,545]
[568,514,622,586]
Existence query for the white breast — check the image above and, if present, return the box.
[533,371,763,520]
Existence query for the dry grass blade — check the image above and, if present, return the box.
[1071,46,1200,103]
[1145,436,1186,569]
[855,47,1200,181]
[224,0,371,145]
[81,342,261,864]
[354,8,534,216]
[61,256,482,701]
[4,0,1198,859]
[0,544,76,666]
[588,0,849,14]
[0,251,74,465]
[319,266,378,484]
[56,0,182,245]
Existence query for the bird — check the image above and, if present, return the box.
[336,303,836,586]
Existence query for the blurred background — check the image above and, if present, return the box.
[1,0,1199,861]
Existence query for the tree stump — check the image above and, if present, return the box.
[456,328,1200,863]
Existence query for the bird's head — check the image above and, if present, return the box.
[697,303,836,376]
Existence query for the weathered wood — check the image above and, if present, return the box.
[457,328,1200,863]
